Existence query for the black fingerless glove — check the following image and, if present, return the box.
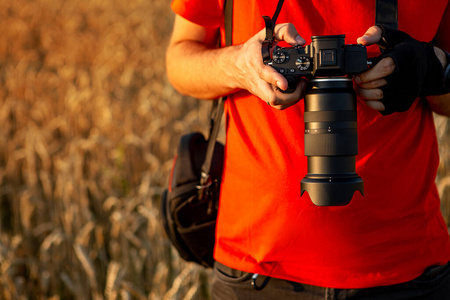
[375,25,446,115]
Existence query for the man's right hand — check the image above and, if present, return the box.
[166,16,307,110]
[232,23,307,110]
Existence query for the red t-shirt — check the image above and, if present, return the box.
[171,0,450,288]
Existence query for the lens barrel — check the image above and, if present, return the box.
[301,78,364,206]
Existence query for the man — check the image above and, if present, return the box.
[166,0,450,298]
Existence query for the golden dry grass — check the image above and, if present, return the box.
[0,0,448,299]
[0,0,212,299]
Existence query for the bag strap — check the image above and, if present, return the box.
[376,0,398,29]
[199,0,232,188]
[224,0,233,46]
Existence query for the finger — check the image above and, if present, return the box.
[269,97,301,110]
[364,100,385,111]
[266,84,300,108]
[273,23,306,46]
[267,79,306,110]
[355,57,395,84]
[298,79,307,100]
[259,63,288,90]
[356,26,382,46]
[355,86,383,101]
[354,78,387,89]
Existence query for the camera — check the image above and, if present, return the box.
[266,34,368,92]
[265,35,367,206]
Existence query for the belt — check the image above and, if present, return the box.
[214,261,324,293]
[215,261,450,292]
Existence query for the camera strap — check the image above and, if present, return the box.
[199,0,232,190]
[262,0,285,63]
[262,0,397,62]
[375,0,398,29]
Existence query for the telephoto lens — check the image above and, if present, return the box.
[300,78,364,206]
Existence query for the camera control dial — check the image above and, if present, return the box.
[273,50,287,64]
[296,56,311,71]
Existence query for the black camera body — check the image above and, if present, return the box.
[264,34,367,206]
[266,35,367,92]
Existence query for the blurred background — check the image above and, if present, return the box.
[0,0,448,299]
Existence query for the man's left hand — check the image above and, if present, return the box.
[354,25,447,115]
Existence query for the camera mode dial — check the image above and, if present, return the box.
[296,56,311,71]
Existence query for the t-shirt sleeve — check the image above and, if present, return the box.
[171,0,224,28]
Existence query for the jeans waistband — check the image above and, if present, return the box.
[215,260,450,290]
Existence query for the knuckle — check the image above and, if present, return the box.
[284,23,295,31]
[357,73,368,84]
[274,23,297,41]
[275,23,290,31]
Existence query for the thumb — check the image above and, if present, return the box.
[357,26,382,46]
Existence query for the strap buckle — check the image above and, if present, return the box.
[196,172,212,200]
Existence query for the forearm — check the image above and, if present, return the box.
[166,16,306,109]
[427,94,450,117]
[166,40,242,99]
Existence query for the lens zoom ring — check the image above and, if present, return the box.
[304,133,358,156]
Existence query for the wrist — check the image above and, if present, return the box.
[227,44,246,90]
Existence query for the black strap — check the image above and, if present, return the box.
[201,97,225,187]
[271,0,285,26]
[262,0,286,62]
[376,0,398,29]
[199,0,232,188]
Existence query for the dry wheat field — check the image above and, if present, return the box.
[0,0,448,299]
